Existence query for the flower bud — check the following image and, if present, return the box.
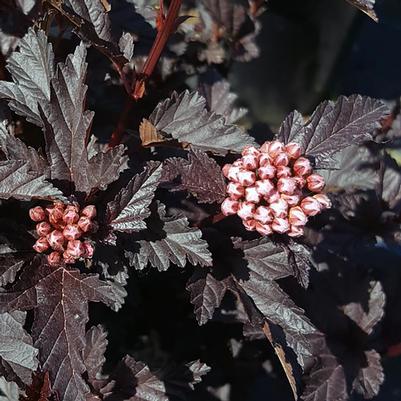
[245,186,262,203]
[259,141,271,153]
[67,240,85,258]
[257,165,276,180]
[255,179,275,196]
[47,251,61,266]
[281,193,301,207]
[47,230,65,251]
[270,199,288,218]
[276,166,291,178]
[273,152,289,167]
[63,224,82,241]
[268,141,285,158]
[265,190,280,204]
[227,165,241,182]
[48,207,64,226]
[271,218,290,234]
[288,225,304,238]
[300,197,322,216]
[288,206,308,226]
[36,221,52,237]
[63,209,79,225]
[237,202,256,220]
[222,164,232,178]
[258,153,272,167]
[233,159,243,167]
[53,201,65,210]
[293,176,306,188]
[29,206,46,222]
[237,170,256,187]
[277,177,296,195]
[255,222,273,236]
[83,241,94,258]
[242,146,260,157]
[254,206,273,224]
[78,216,93,233]
[227,182,245,200]
[293,157,312,176]
[242,219,257,231]
[313,194,332,209]
[284,142,302,159]
[81,205,97,219]
[242,154,259,170]
[221,198,240,216]
[33,237,49,253]
[63,250,76,264]
[306,174,325,192]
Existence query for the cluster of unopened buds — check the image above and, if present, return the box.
[221,141,331,237]
[29,202,97,266]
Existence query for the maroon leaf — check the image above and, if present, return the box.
[345,0,378,22]
[107,162,162,233]
[148,90,256,155]
[22,371,52,401]
[0,261,124,401]
[162,149,226,204]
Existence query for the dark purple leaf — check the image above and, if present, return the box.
[118,32,135,61]
[162,149,226,204]
[148,90,256,155]
[381,155,401,213]
[277,95,389,168]
[107,162,162,233]
[132,203,212,271]
[285,241,315,289]
[186,267,227,325]
[0,311,38,386]
[0,262,124,401]
[84,325,108,384]
[345,0,378,21]
[0,377,19,401]
[0,29,55,126]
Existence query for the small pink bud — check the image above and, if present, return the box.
[281,193,301,207]
[242,219,257,231]
[237,170,256,187]
[36,222,52,237]
[67,240,85,259]
[273,152,290,167]
[221,198,240,216]
[83,241,94,258]
[258,153,272,167]
[254,206,273,224]
[293,157,312,176]
[313,194,332,209]
[277,177,296,195]
[258,165,276,180]
[284,142,302,159]
[233,159,243,167]
[63,224,82,241]
[260,141,271,153]
[53,201,65,210]
[242,146,260,157]
[306,174,325,192]
[78,216,93,233]
[29,206,46,222]
[237,202,256,220]
[63,250,76,264]
[268,141,285,158]
[245,186,262,203]
[47,230,65,251]
[288,206,308,226]
[63,209,79,224]
[255,179,275,196]
[276,166,291,178]
[265,190,280,204]
[255,222,273,236]
[271,218,290,234]
[222,164,232,178]
[47,251,61,266]
[288,225,304,237]
[65,204,79,212]
[300,197,322,216]
[293,176,306,188]
[33,237,49,253]
[48,207,64,226]
[269,199,288,218]
[227,165,241,182]
[227,182,245,200]
[242,154,259,170]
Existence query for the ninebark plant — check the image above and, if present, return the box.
[0,1,398,401]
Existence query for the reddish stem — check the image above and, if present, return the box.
[109,98,134,147]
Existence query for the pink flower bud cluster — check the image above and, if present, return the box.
[221,141,331,237]
[29,202,96,266]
